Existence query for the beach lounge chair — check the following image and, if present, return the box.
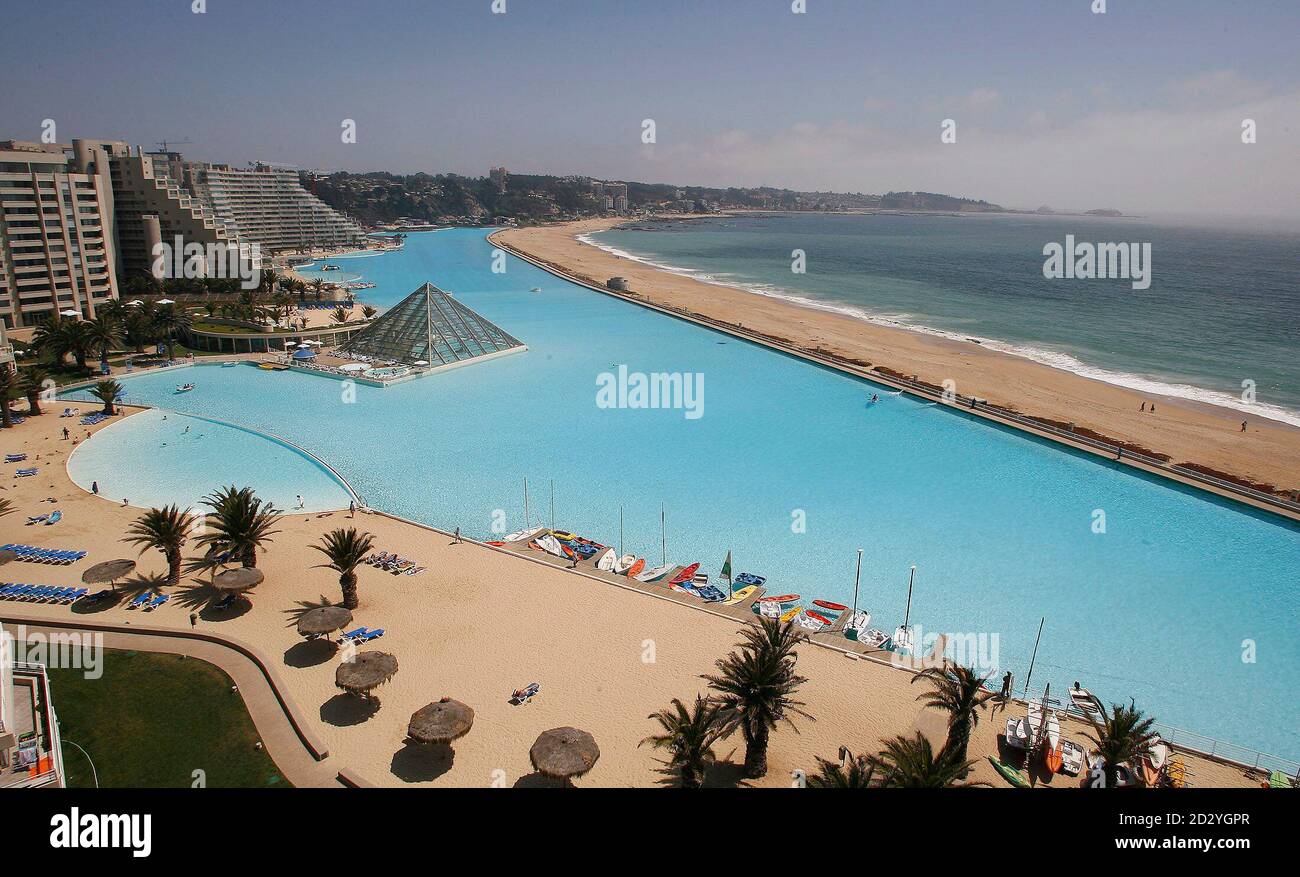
[357,628,384,643]
[85,589,113,603]
[338,626,368,642]
[26,515,48,525]
[214,593,238,611]
[64,588,88,603]
[16,468,38,477]
[0,584,20,597]
[126,592,153,609]
[510,682,540,705]
[6,453,27,462]
[3,585,29,599]
[144,594,170,611]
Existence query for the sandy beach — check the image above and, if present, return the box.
[0,403,1262,788]
[496,218,1300,493]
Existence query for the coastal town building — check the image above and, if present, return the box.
[489,166,508,192]
[0,636,66,788]
[0,141,118,328]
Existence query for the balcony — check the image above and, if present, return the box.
[0,663,65,789]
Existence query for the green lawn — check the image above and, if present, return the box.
[46,650,288,788]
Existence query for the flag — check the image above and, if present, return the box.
[720,550,732,583]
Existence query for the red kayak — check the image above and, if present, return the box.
[812,600,849,612]
[668,563,700,585]
[757,594,800,604]
[806,611,833,625]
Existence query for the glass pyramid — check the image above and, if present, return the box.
[337,282,525,367]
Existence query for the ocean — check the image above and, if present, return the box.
[592,212,1300,426]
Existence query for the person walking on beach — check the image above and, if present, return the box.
[62,426,69,440]
[189,611,198,628]
[349,499,356,518]
[1000,670,1013,701]
[1241,421,1247,432]
[91,481,98,495]
[295,494,305,510]
[1150,403,1156,413]
[1140,402,1146,412]
[453,526,461,544]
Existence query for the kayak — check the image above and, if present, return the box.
[757,593,800,604]
[45,510,62,526]
[504,527,545,543]
[1045,743,1064,774]
[812,600,848,612]
[637,563,675,583]
[625,558,646,578]
[668,563,700,585]
[805,610,832,625]
[485,541,505,547]
[722,585,758,605]
[988,757,1031,788]
[779,606,804,623]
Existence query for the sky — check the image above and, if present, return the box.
[3,0,1298,216]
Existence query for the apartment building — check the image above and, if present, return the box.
[184,162,367,252]
[0,141,118,328]
[0,635,66,789]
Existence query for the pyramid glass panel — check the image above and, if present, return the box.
[337,283,525,367]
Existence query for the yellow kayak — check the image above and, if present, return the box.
[780,605,804,623]
[722,585,758,605]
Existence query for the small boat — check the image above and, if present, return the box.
[695,585,727,602]
[612,554,636,574]
[534,534,566,557]
[988,757,1031,788]
[485,541,505,547]
[779,606,804,623]
[551,530,577,541]
[322,264,341,271]
[625,558,646,578]
[756,593,800,604]
[1027,702,1061,750]
[503,527,545,543]
[221,361,237,367]
[530,287,542,293]
[1147,740,1169,770]
[805,610,832,625]
[722,585,758,605]
[1069,686,1104,720]
[892,625,915,652]
[796,613,825,631]
[636,563,674,583]
[1059,740,1086,776]
[595,548,617,571]
[734,572,766,586]
[668,563,700,585]
[45,510,62,525]
[856,628,891,649]
[844,611,872,639]
[1044,743,1064,774]
[812,600,849,612]
[175,383,195,393]
[1005,717,1029,750]
[757,601,783,618]
[670,584,699,596]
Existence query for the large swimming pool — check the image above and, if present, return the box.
[66,229,1300,761]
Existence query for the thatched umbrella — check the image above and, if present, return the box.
[335,651,398,697]
[530,727,600,781]
[297,606,353,639]
[407,698,474,745]
[81,558,136,588]
[212,567,264,593]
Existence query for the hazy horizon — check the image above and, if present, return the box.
[3,0,1298,218]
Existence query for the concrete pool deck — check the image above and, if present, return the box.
[0,402,1277,787]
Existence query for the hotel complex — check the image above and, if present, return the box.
[0,137,365,328]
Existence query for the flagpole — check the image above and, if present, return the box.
[549,479,554,530]
[902,565,915,629]
[660,502,666,566]
[523,477,529,528]
[619,505,624,557]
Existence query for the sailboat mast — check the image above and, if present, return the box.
[903,565,915,629]
[851,549,863,615]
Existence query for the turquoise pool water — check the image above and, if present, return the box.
[67,407,353,513]
[67,229,1300,761]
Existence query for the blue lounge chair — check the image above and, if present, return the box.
[16,468,38,477]
[144,594,170,611]
[44,587,71,602]
[214,593,238,611]
[0,584,26,598]
[85,589,113,602]
[6,453,27,462]
[338,627,368,642]
[25,587,53,602]
[127,592,152,609]
[64,588,88,603]
[357,628,385,643]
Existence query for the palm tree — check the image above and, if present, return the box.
[31,317,71,366]
[911,663,996,767]
[57,320,96,371]
[703,617,813,778]
[311,528,375,610]
[123,306,156,354]
[806,748,876,788]
[867,732,982,788]
[152,304,191,361]
[90,379,123,415]
[1084,699,1159,788]
[122,505,197,587]
[639,695,731,789]
[0,368,19,428]
[0,497,14,518]
[196,485,281,568]
[85,316,122,370]
[20,365,51,415]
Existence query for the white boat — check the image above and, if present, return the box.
[1059,739,1086,776]
[595,548,617,571]
[1148,740,1169,770]
[844,611,872,639]
[1069,686,1104,721]
[856,628,891,649]
[175,383,195,393]
[796,614,826,632]
[534,534,566,557]
[612,554,636,574]
[1005,717,1029,750]
[636,563,674,582]
[892,625,915,653]
[503,527,545,543]
[758,601,783,618]
[1026,702,1061,750]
